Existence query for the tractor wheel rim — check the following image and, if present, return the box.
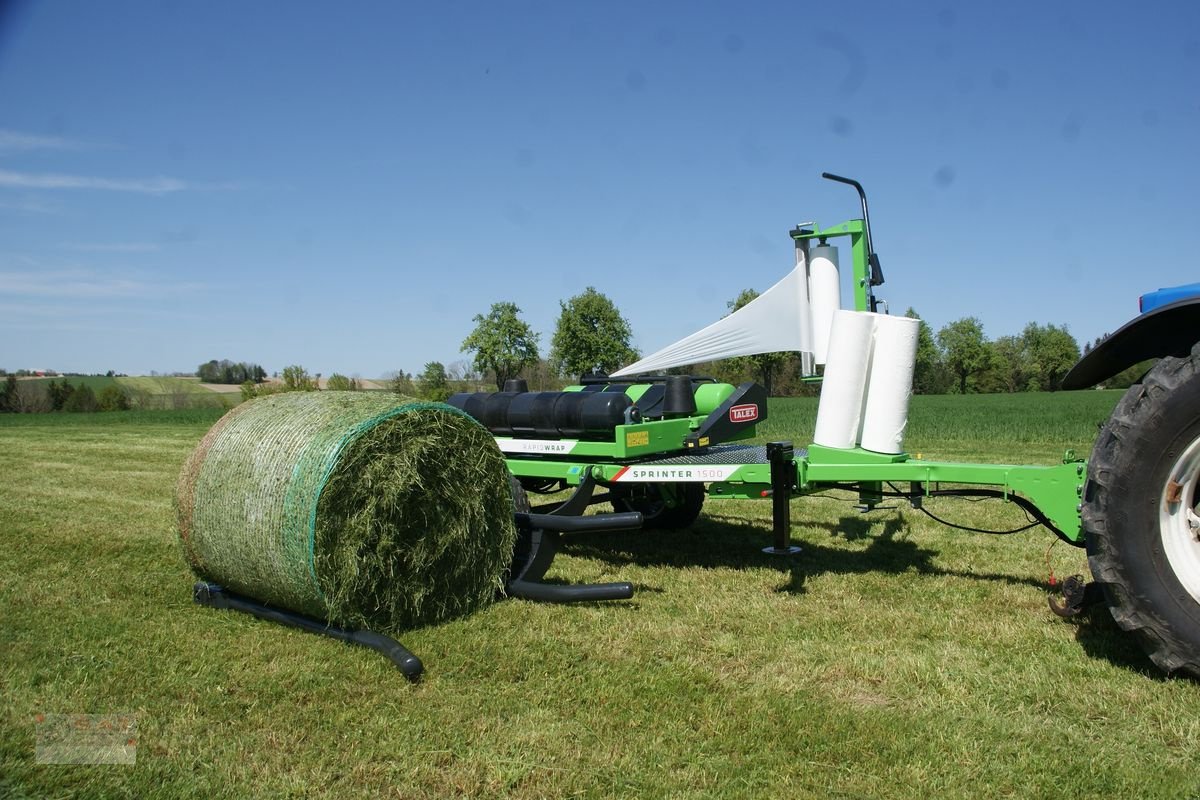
[1161,434,1200,604]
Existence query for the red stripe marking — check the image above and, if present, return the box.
[612,466,631,482]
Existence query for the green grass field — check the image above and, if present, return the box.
[3,392,1200,799]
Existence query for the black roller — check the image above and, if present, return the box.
[553,392,589,437]
[503,378,529,393]
[445,392,488,422]
[482,391,520,435]
[580,391,633,433]
[454,389,634,439]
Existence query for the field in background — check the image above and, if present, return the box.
[17,375,232,410]
[16,375,393,410]
[759,390,1120,463]
[3,391,1200,799]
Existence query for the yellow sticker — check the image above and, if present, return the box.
[626,430,650,448]
[698,437,710,447]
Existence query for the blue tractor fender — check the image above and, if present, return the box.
[1062,285,1200,390]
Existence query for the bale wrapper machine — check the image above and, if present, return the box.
[448,173,1200,679]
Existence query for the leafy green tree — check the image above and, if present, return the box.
[281,365,317,391]
[388,370,415,396]
[550,287,638,379]
[905,308,951,394]
[97,385,131,411]
[46,380,76,411]
[419,361,452,402]
[0,374,15,412]
[1021,322,1079,392]
[461,302,540,390]
[937,317,991,394]
[326,373,359,391]
[63,384,98,412]
[725,289,788,395]
[197,359,266,384]
[980,335,1028,393]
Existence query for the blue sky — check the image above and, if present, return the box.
[1,1,1197,378]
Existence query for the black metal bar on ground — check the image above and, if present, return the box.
[518,511,643,533]
[764,441,801,555]
[193,582,424,682]
[507,579,634,603]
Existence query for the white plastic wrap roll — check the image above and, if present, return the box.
[859,315,920,454]
[813,310,875,449]
[807,244,841,365]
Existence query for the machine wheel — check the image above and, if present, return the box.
[510,473,531,514]
[611,482,705,530]
[506,474,533,582]
[1083,342,1200,677]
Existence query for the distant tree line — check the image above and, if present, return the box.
[0,286,1134,410]
[903,310,1150,394]
[447,287,1131,396]
[0,376,131,413]
[197,359,266,385]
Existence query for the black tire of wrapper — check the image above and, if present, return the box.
[1084,341,1200,677]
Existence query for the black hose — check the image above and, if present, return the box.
[818,482,1078,545]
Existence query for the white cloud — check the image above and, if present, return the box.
[0,196,60,214]
[0,129,92,152]
[0,169,188,194]
[0,269,148,297]
[0,268,204,298]
[59,242,161,253]
[0,300,202,321]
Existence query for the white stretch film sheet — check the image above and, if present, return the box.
[611,264,815,377]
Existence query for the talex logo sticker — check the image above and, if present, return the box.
[729,404,758,423]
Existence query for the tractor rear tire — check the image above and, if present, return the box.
[611,482,705,530]
[1083,342,1200,677]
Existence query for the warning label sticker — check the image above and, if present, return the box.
[625,430,650,448]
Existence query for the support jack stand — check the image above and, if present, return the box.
[762,441,802,556]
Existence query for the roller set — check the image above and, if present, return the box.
[183,174,1200,680]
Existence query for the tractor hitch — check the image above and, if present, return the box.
[1047,574,1104,619]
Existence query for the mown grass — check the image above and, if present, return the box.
[2,391,1199,799]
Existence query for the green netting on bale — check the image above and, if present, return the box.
[175,391,517,633]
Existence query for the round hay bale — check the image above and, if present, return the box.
[175,391,517,633]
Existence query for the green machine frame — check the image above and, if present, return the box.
[495,173,1087,549]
